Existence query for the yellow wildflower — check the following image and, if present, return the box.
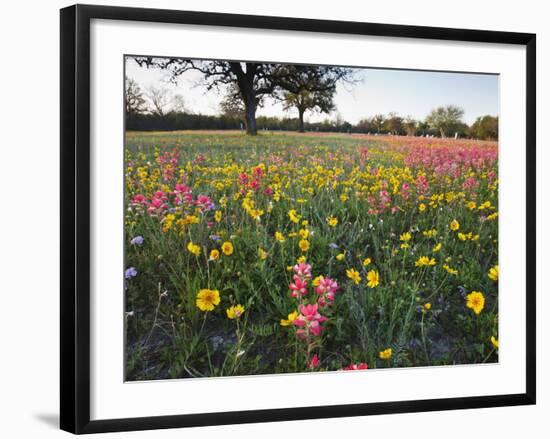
[209,249,220,261]
[196,289,220,312]
[466,291,485,315]
[298,239,310,252]
[221,241,234,256]
[187,242,201,256]
[415,256,436,267]
[288,209,300,223]
[346,268,361,285]
[450,219,460,231]
[226,304,245,319]
[258,248,268,260]
[366,269,380,288]
[312,275,324,287]
[442,264,458,275]
[422,229,437,238]
[280,311,299,326]
[488,265,499,281]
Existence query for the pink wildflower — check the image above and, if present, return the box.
[293,303,328,337]
[341,363,369,371]
[309,354,320,369]
[292,262,312,281]
[289,277,308,298]
[132,194,147,205]
[195,194,215,212]
[315,277,339,307]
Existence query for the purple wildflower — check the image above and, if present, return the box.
[130,236,144,246]
[125,267,138,279]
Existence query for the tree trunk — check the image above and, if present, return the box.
[244,100,257,135]
[298,108,305,133]
[440,128,446,138]
[230,62,259,135]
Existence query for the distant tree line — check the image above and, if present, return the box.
[126,68,498,140]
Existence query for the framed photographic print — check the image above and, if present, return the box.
[60,4,536,434]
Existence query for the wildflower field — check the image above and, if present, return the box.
[124,131,499,380]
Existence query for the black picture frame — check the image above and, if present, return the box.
[60,4,536,434]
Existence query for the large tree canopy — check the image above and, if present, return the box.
[276,65,346,132]
[133,57,352,135]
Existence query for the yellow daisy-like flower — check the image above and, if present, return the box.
[280,310,299,326]
[299,228,310,239]
[379,348,392,360]
[491,336,499,349]
[346,268,361,285]
[423,302,432,312]
[415,256,436,267]
[288,209,300,224]
[466,291,485,315]
[258,248,268,260]
[442,264,458,275]
[209,249,220,261]
[433,243,442,253]
[336,252,346,261]
[196,289,220,312]
[298,239,310,252]
[214,211,222,222]
[221,241,234,256]
[399,232,412,242]
[327,216,338,227]
[184,214,199,225]
[422,229,437,238]
[275,231,286,242]
[226,304,245,319]
[488,265,499,281]
[450,219,460,231]
[312,275,324,287]
[362,258,372,267]
[296,255,307,264]
[187,242,201,256]
[366,269,380,288]
[418,203,426,212]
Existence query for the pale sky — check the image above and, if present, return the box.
[125,57,498,125]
